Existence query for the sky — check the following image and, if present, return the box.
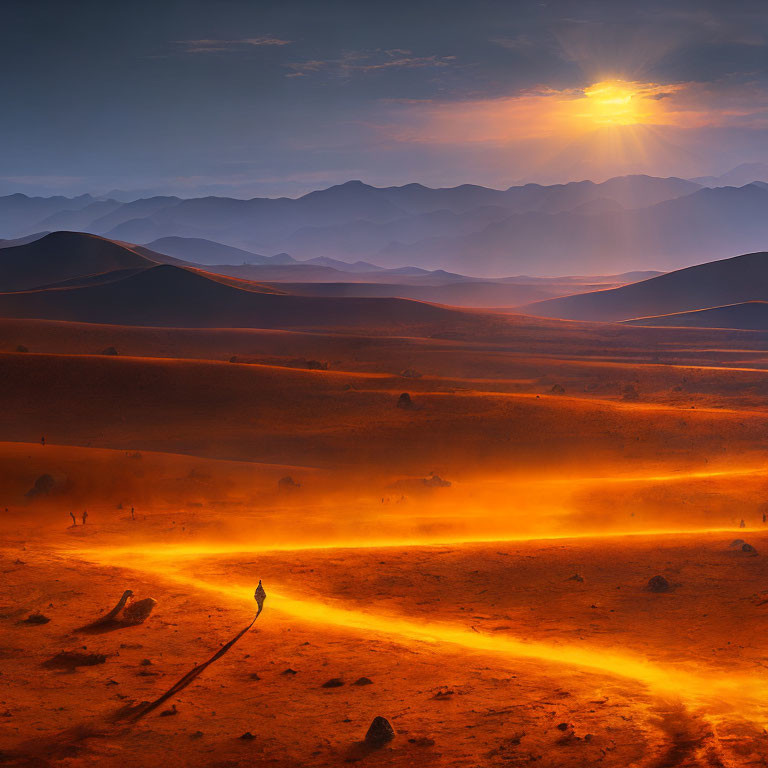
[2,0,768,198]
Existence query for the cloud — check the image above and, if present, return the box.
[285,49,456,78]
[176,37,291,54]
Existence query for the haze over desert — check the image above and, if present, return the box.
[4,2,768,767]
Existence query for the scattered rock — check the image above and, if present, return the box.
[159,705,178,716]
[353,677,373,686]
[100,346,118,356]
[742,543,758,555]
[282,668,297,675]
[43,651,107,670]
[140,658,152,666]
[23,613,50,625]
[122,598,157,625]
[647,575,671,593]
[190,731,204,739]
[566,574,584,582]
[550,384,565,394]
[278,476,301,492]
[730,539,746,548]
[25,474,56,498]
[249,672,261,680]
[408,736,435,746]
[365,716,395,747]
[556,722,570,731]
[423,473,451,488]
[16,345,28,353]
[621,384,640,401]
[321,678,344,688]
[397,392,414,409]
[239,731,256,740]
[400,369,422,379]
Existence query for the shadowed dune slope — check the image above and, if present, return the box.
[522,251,768,322]
[0,262,475,329]
[0,231,165,291]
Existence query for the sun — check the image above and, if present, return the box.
[579,80,653,127]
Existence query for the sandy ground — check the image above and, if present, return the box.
[3,316,768,766]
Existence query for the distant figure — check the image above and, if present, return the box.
[763,512,766,524]
[131,506,135,520]
[69,511,77,526]
[40,436,45,446]
[740,518,746,528]
[82,510,88,525]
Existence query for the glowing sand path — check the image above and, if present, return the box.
[78,544,768,723]
[79,525,758,559]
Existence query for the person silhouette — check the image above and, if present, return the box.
[69,512,77,526]
[82,510,88,525]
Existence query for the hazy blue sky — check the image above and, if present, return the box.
[3,0,768,197]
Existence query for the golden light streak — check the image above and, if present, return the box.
[76,549,768,724]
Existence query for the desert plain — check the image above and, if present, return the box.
[1,310,768,768]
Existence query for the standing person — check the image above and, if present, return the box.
[82,510,88,525]
[40,436,45,446]
[131,506,135,520]
[69,512,77,526]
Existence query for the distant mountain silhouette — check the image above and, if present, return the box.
[625,301,768,330]
[0,263,467,329]
[522,250,768,322]
[693,163,768,188]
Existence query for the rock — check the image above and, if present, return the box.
[239,731,256,740]
[730,539,746,548]
[365,716,395,747]
[556,722,570,731]
[423,473,451,488]
[100,346,118,355]
[408,736,435,746]
[122,598,157,625]
[140,658,152,666]
[622,384,640,401]
[278,476,301,492]
[400,369,422,379]
[397,392,414,409]
[16,345,28,353]
[23,613,50,625]
[160,705,178,716]
[249,672,261,680]
[550,384,565,394]
[321,678,344,688]
[282,668,297,675]
[25,474,56,498]
[742,543,758,554]
[647,575,671,593]
[353,677,373,686]
[43,651,106,670]
[566,574,584,582]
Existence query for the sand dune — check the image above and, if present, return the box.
[524,249,768,321]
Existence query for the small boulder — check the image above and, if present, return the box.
[730,539,745,548]
[353,676,373,686]
[278,476,301,492]
[365,716,395,747]
[100,346,118,356]
[566,574,584,582]
[400,369,422,379]
[550,384,565,395]
[397,392,413,409]
[321,678,344,688]
[647,575,671,593]
[25,474,56,499]
[742,543,758,555]
[23,613,50,625]
[16,345,28,353]
[239,731,256,740]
